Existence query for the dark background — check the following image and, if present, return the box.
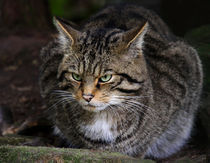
[1,0,210,35]
[0,0,209,161]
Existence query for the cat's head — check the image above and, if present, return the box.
[53,17,150,112]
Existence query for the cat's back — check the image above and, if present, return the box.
[84,4,175,41]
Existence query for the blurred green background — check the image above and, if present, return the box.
[47,0,210,36]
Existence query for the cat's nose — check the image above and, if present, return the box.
[82,94,94,102]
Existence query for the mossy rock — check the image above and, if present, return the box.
[0,135,154,163]
[0,135,35,146]
[0,145,154,163]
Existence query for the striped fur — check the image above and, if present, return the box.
[39,4,203,159]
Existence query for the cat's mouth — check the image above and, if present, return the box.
[82,103,108,112]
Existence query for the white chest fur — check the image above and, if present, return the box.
[80,112,118,142]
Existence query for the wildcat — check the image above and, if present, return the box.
[39,4,203,158]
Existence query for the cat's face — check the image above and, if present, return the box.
[58,64,122,112]
[57,45,148,112]
[54,17,149,112]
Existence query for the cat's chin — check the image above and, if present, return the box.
[82,104,108,112]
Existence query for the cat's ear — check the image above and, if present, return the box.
[53,16,81,46]
[123,22,149,50]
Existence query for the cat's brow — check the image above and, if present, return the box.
[104,69,114,74]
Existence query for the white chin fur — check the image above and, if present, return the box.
[79,112,118,142]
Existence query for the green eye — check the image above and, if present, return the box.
[99,74,112,82]
[72,73,82,81]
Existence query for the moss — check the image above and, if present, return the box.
[0,145,154,163]
[174,159,195,163]
[173,155,207,163]
[0,135,33,146]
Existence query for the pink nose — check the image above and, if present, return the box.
[82,94,94,102]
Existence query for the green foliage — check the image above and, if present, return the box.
[48,0,144,23]
[48,0,104,22]
[49,0,71,18]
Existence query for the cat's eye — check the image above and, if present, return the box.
[72,73,82,81]
[99,74,112,83]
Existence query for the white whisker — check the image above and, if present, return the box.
[47,89,76,111]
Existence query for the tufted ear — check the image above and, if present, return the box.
[123,22,149,50]
[53,16,81,46]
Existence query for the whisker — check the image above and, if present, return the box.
[47,97,75,111]
[51,94,74,100]
[123,99,155,112]
[108,104,125,133]
[113,95,152,99]
[113,104,151,136]
[51,90,73,95]
[122,102,154,121]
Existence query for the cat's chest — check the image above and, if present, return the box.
[79,113,118,142]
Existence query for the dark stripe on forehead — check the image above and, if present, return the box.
[105,30,122,48]
[98,43,103,54]
[92,62,99,75]
[88,50,96,60]
[96,40,101,51]
[83,59,86,72]
[117,73,144,84]
[110,37,120,44]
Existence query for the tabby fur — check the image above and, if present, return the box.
[39,4,203,158]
